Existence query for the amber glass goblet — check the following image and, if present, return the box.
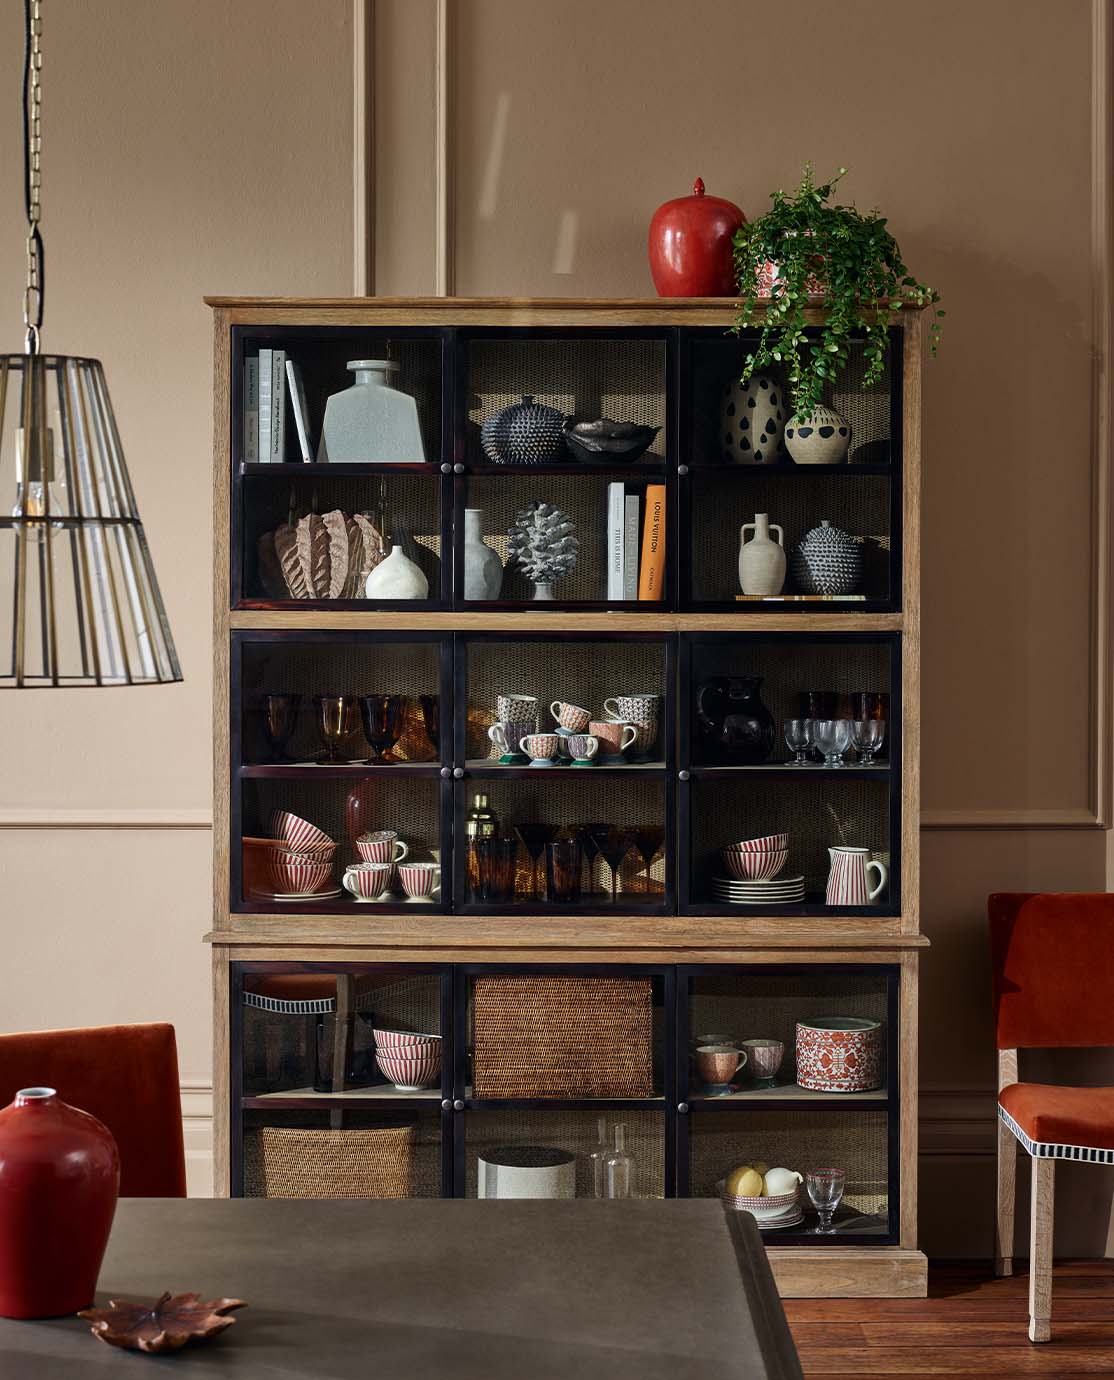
[632,825,666,894]
[359,694,405,764]
[588,824,635,905]
[514,822,557,899]
[314,694,360,764]
[261,692,301,762]
[419,693,440,756]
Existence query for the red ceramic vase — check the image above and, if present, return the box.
[0,1087,120,1318]
[648,177,746,297]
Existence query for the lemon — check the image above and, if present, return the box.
[725,1165,765,1197]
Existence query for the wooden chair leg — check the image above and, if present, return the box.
[995,1116,1016,1277]
[1028,1156,1055,1343]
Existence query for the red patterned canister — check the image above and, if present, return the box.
[795,1017,882,1093]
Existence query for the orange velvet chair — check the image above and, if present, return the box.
[0,1022,187,1197]
[989,892,1114,1342]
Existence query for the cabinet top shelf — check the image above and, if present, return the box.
[205,293,929,315]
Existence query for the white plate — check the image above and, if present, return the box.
[713,885,806,897]
[265,886,343,901]
[757,1211,804,1231]
[713,874,805,887]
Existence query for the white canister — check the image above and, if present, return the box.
[477,1146,576,1199]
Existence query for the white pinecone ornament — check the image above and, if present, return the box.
[790,519,862,595]
[507,501,579,594]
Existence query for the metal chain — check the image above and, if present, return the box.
[23,0,44,353]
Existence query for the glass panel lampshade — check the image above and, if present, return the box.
[0,353,181,686]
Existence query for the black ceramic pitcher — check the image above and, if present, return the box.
[695,675,775,765]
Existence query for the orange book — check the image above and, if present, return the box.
[637,484,666,601]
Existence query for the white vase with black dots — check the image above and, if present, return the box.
[719,373,787,465]
[784,405,851,465]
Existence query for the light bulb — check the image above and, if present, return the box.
[12,424,65,543]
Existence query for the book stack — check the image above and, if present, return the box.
[607,482,666,603]
[243,351,314,463]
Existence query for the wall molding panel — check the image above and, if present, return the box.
[0,809,211,830]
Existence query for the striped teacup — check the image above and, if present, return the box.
[398,862,440,900]
[356,830,408,865]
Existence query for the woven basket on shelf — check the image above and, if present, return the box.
[244,1124,415,1199]
[472,975,654,1098]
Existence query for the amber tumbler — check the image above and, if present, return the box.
[545,839,583,904]
[475,837,519,904]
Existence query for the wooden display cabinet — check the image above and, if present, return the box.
[208,296,927,1298]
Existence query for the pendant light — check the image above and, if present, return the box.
[1,0,180,687]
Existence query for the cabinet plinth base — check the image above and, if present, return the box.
[767,1246,927,1297]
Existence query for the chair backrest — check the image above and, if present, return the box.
[0,1022,187,1196]
[989,893,1114,1050]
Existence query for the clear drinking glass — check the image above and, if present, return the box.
[806,1166,846,1233]
[783,718,813,766]
[588,1115,609,1199]
[812,718,853,768]
[851,718,886,766]
[604,1123,636,1200]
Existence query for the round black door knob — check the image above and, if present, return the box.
[441,1099,452,1111]
[453,767,464,779]
[453,1099,465,1112]
[440,462,452,474]
[677,1102,690,1114]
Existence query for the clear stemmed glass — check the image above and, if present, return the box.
[812,718,853,769]
[851,718,886,766]
[783,718,813,766]
[359,694,405,764]
[806,1167,846,1233]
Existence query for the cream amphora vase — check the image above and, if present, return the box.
[738,513,786,596]
[826,847,887,906]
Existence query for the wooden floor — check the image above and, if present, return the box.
[785,1261,1114,1376]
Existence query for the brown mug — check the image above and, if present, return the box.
[696,1044,748,1088]
[589,719,638,758]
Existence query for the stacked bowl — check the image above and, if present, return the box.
[714,832,805,906]
[266,810,339,899]
[373,1029,442,1092]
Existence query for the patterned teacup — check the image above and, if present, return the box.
[398,861,441,901]
[604,693,661,759]
[356,829,408,864]
[567,733,599,765]
[741,1038,784,1089]
[496,694,539,729]
[342,861,392,899]
[589,719,638,759]
[696,1044,748,1090]
[521,732,560,765]
[549,700,591,734]
[488,721,530,762]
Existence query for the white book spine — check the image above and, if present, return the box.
[623,493,640,600]
[257,349,273,463]
[607,482,625,601]
[243,357,259,463]
[286,360,314,462]
[269,349,287,463]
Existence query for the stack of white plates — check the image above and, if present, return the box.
[756,1208,804,1231]
[712,874,806,906]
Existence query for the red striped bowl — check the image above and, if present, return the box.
[722,848,788,881]
[267,853,334,895]
[373,1029,440,1051]
[270,810,333,852]
[375,1045,442,1091]
[726,833,788,854]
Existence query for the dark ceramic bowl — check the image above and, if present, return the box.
[563,419,660,464]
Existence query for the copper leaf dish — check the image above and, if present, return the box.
[78,1291,246,1353]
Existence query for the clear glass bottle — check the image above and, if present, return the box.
[604,1122,635,1200]
[588,1116,609,1198]
[465,792,499,894]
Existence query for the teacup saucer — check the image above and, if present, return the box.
[268,886,342,901]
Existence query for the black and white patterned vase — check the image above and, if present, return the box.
[720,373,787,464]
[790,520,862,595]
[480,395,567,465]
[785,406,851,465]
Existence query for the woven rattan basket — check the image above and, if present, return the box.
[472,975,654,1098]
[244,1124,415,1198]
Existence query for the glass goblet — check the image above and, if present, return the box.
[632,825,666,895]
[314,694,361,764]
[359,694,405,764]
[783,718,813,766]
[419,694,440,757]
[812,718,852,769]
[852,718,886,767]
[806,1167,846,1234]
[589,824,635,905]
[261,692,301,762]
[514,822,557,899]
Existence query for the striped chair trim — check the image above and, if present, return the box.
[243,991,376,1016]
[999,1102,1114,1164]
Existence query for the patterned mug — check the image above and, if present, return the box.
[604,693,661,759]
[520,732,559,765]
[488,721,530,762]
[398,861,441,901]
[589,719,638,759]
[342,861,392,899]
[567,733,599,765]
[496,694,539,729]
[356,830,408,865]
[549,700,591,733]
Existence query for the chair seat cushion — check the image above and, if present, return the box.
[999,1082,1114,1161]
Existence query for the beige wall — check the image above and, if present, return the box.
[1,0,1108,1249]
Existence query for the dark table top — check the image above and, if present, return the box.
[0,1198,801,1379]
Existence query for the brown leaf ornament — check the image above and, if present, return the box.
[78,1290,246,1352]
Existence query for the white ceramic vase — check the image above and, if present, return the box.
[365,543,429,600]
[320,359,425,463]
[720,373,788,464]
[462,508,503,600]
[738,513,786,595]
[784,406,851,465]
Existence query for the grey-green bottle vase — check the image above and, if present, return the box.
[320,359,426,463]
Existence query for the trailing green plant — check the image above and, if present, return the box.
[732,164,942,421]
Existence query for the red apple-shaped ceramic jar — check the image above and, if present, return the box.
[0,1087,120,1318]
[648,177,746,297]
